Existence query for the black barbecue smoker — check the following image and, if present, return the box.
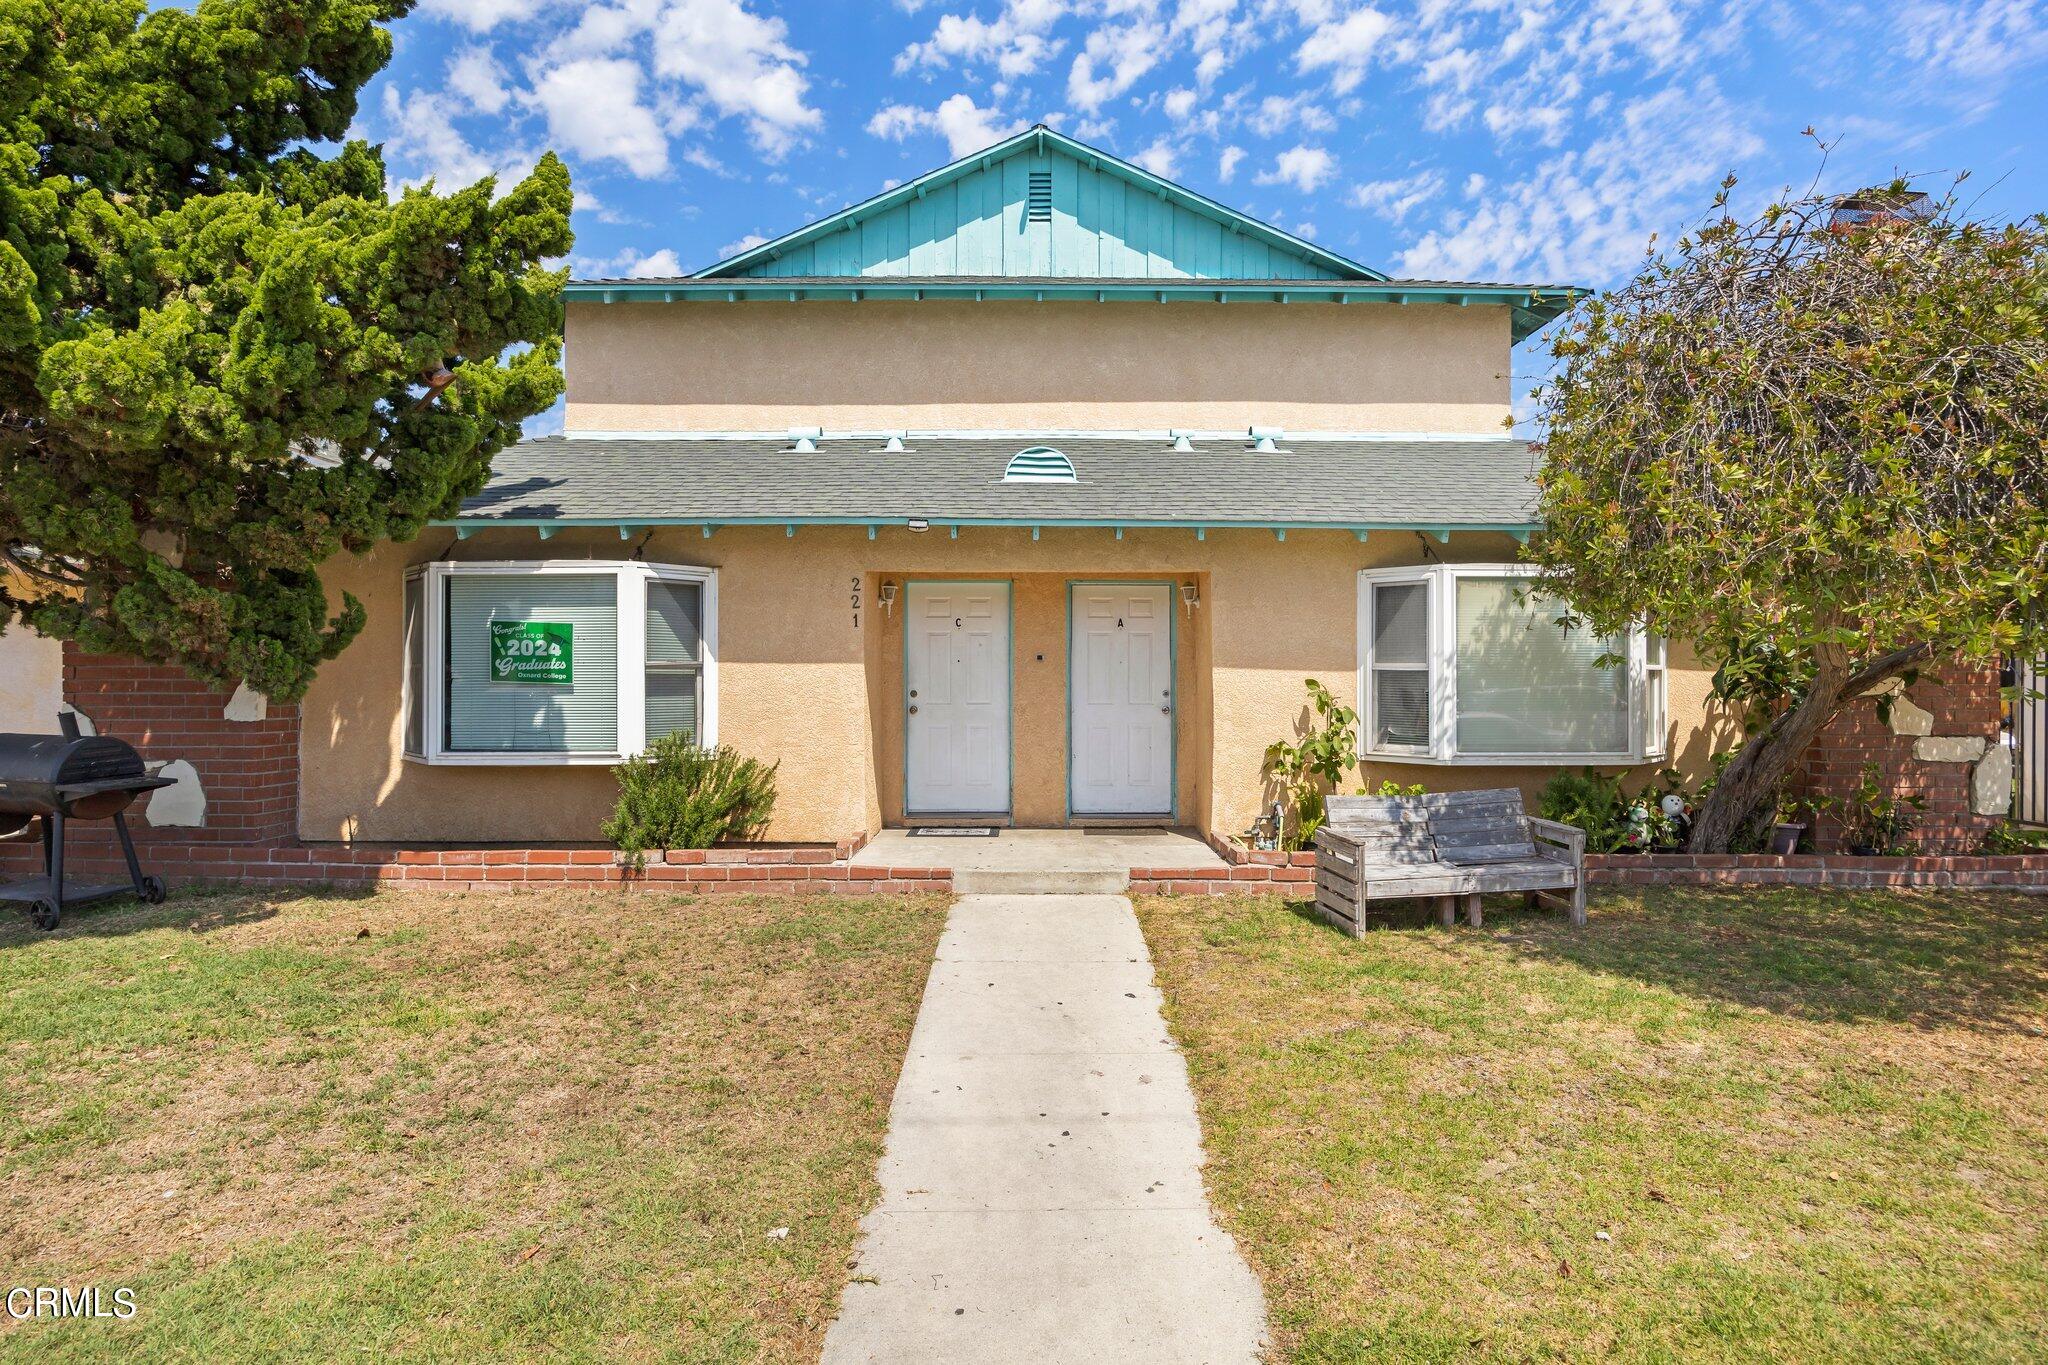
[0,715,171,930]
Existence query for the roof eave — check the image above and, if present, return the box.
[563,278,1584,326]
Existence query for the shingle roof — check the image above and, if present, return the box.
[454,435,1543,530]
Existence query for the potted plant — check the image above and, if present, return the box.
[1841,764,1924,857]
[1767,791,1834,855]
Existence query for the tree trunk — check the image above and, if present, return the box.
[1687,642,1934,853]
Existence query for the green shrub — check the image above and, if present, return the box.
[1537,767,1634,853]
[1262,679,1359,851]
[603,737,779,864]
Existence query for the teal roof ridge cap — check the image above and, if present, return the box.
[689,124,1386,284]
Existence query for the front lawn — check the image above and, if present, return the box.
[1138,887,2048,1362]
[0,887,947,1361]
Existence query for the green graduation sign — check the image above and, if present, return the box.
[490,621,573,685]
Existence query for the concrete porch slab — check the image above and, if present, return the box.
[851,827,1227,885]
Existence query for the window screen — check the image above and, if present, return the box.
[445,574,619,753]
[1372,582,1430,748]
[1454,578,1628,755]
[402,573,425,756]
[644,579,702,745]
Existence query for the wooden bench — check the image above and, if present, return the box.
[1310,788,1586,935]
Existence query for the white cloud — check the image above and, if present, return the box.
[1248,93,1333,137]
[897,0,1069,78]
[577,246,687,278]
[447,46,511,114]
[1254,144,1335,193]
[1068,19,1165,110]
[1130,135,1179,178]
[866,93,1025,159]
[1295,5,1394,93]
[1398,81,1763,285]
[1893,0,2048,108]
[526,58,670,177]
[417,0,558,32]
[716,234,768,259]
[1163,86,1198,121]
[1349,169,1444,222]
[378,86,536,193]
[626,247,685,277]
[1217,144,1246,182]
[649,0,822,155]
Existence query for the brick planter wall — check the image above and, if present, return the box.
[1793,661,2006,855]
[1586,853,2047,890]
[0,839,949,896]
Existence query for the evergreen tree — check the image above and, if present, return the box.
[0,0,571,700]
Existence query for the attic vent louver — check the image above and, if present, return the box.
[785,426,823,453]
[1004,446,1076,483]
[1246,426,1286,453]
[1027,171,1053,222]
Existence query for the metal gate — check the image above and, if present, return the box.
[2016,655,2048,827]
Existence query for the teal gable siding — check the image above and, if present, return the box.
[720,137,1349,281]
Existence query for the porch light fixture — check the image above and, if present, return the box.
[879,581,899,617]
[1179,582,1200,612]
[906,518,930,533]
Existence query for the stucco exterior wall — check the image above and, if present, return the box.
[299,526,1727,846]
[563,300,1512,435]
[0,623,62,733]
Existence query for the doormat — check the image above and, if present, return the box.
[908,826,999,837]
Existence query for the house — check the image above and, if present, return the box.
[290,125,1724,848]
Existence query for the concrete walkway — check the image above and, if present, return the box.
[849,827,1227,895]
[823,894,1266,1363]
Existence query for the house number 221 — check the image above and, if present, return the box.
[850,576,862,628]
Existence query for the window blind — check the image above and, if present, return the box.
[1372,582,1430,747]
[644,580,702,744]
[1454,578,1627,755]
[402,573,425,756]
[445,574,619,753]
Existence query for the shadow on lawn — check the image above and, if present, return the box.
[0,886,373,946]
[1285,888,2048,1034]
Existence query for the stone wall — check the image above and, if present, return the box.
[1792,661,2009,855]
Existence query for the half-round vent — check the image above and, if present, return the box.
[1003,446,1077,483]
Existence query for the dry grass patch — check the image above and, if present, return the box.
[1137,887,2048,1363]
[0,886,947,1362]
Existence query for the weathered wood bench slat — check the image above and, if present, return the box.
[1312,788,1586,936]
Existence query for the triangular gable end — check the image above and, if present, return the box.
[698,125,1384,283]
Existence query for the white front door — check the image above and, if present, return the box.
[1070,583,1174,816]
[905,582,1011,815]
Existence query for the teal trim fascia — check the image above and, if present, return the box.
[693,124,1382,284]
[563,277,1582,342]
[437,515,1540,537]
[1065,580,1178,823]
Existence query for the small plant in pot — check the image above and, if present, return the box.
[1768,791,1835,855]
[1841,764,1923,857]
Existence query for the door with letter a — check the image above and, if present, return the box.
[905,582,1012,816]
[1070,583,1174,816]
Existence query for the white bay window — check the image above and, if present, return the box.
[402,561,717,765]
[1359,565,1664,764]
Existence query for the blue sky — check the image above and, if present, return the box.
[354,0,2048,432]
